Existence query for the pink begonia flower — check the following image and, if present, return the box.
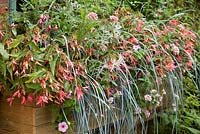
[182,29,196,39]
[21,96,26,105]
[10,23,16,29]
[127,36,139,44]
[38,19,44,26]
[187,60,193,68]
[165,62,176,71]
[54,25,58,30]
[36,95,48,107]
[87,12,98,20]
[0,30,4,39]
[7,97,14,106]
[27,93,34,103]
[187,41,194,48]
[40,14,49,22]
[144,110,150,118]
[59,90,67,103]
[110,15,119,23]
[144,94,152,102]
[47,24,51,32]
[40,14,45,21]
[40,79,46,89]
[75,87,83,101]
[185,60,193,71]
[176,55,182,62]
[38,14,49,26]
[137,20,144,31]
[32,33,41,43]
[185,49,193,55]
[11,60,16,70]
[157,78,162,85]
[168,20,179,26]
[13,90,21,98]
[58,122,68,133]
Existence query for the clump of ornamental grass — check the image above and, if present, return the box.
[0,1,199,134]
[72,8,198,133]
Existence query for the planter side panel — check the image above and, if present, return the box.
[0,101,33,134]
[0,100,57,134]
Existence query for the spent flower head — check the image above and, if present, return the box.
[144,94,152,102]
[87,12,98,20]
[0,30,4,40]
[110,15,119,23]
[144,110,150,118]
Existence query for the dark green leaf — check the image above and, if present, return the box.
[25,83,41,92]
[28,41,41,52]
[7,63,13,80]
[25,70,46,83]
[64,81,69,91]
[63,99,76,108]
[180,125,200,134]
[0,43,9,60]
[10,49,28,60]
[50,55,58,76]
[33,52,45,61]
[8,35,24,49]
[0,61,6,77]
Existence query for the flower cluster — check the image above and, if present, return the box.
[145,89,167,105]
[1,24,88,107]
[6,43,87,106]
[136,107,151,118]
[38,14,49,26]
